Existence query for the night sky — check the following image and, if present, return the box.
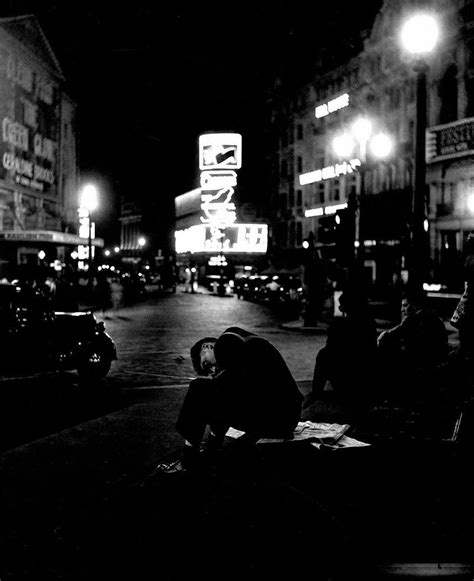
[1,0,383,244]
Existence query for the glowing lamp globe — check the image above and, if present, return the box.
[401,14,439,55]
[352,118,372,142]
[333,134,355,158]
[370,133,393,159]
[80,184,99,212]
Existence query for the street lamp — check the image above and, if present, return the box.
[400,12,439,286]
[79,184,99,288]
[333,118,392,263]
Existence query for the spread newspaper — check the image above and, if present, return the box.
[226,421,370,450]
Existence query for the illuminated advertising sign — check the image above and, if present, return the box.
[0,47,58,194]
[299,159,360,185]
[199,133,242,170]
[426,117,474,163]
[175,224,268,254]
[315,93,349,119]
[198,133,242,227]
[305,202,348,218]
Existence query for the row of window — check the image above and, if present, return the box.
[274,220,303,248]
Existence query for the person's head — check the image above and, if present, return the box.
[190,336,217,376]
[401,283,426,321]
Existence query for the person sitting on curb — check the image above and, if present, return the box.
[155,326,303,474]
[304,277,379,414]
[377,283,449,403]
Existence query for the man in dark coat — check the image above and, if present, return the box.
[157,326,303,473]
[304,281,379,412]
[377,285,449,402]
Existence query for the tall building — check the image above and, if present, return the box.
[0,15,93,278]
[268,0,474,291]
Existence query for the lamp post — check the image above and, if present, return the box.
[333,120,392,265]
[400,13,439,287]
[79,184,99,289]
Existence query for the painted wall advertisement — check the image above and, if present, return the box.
[0,45,58,194]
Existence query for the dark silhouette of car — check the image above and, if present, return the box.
[0,283,117,380]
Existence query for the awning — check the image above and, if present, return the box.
[0,230,104,247]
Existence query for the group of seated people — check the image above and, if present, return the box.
[157,276,470,474]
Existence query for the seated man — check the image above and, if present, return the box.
[157,326,303,473]
[377,285,449,402]
[304,281,379,412]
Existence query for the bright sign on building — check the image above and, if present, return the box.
[199,133,242,170]
[305,202,348,218]
[299,159,361,185]
[175,224,268,254]
[315,93,350,119]
[0,48,58,193]
[426,117,474,163]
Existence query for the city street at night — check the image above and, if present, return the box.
[0,289,472,580]
[2,0,474,579]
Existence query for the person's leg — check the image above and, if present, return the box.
[176,377,217,446]
[156,378,220,473]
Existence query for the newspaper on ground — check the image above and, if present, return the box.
[225,421,370,449]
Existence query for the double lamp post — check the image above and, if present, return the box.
[330,12,439,288]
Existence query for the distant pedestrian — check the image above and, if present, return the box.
[155,326,303,473]
[95,273,112,317]
[110,276,123,310]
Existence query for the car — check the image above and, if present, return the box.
[0,283,117,380]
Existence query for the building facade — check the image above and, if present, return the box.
[0,15,89,279]
[269,0,474,291]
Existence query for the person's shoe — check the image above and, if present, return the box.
[154,445,200,475]
[155,458,187,474]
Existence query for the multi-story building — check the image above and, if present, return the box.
[0,15,92,279]
[269,0,474,291]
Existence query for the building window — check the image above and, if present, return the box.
[281,160,288,178]
[439,64,458,124]
[289,221,296,247]
[297,189,302,207]
[297,156,303,173]
[296,222,302,246]
[319,183,325,204]
[289,126,294,145]
[280,193,287,212]
[467,37,474,69]
[289,187,295,207]
[281,131,288,148]
[297,124,303,140]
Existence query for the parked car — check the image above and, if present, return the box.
[0,283,117,379]
[237,274,268,301]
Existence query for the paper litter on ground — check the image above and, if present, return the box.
[225,421,370,449]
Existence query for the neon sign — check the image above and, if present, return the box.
[305,203,348,218]
[199,133,242,170]
[315,93,350,119]
[200,170,237,190]
[175,224,268,254]
[299,159,361,185]
[198,133,242,249]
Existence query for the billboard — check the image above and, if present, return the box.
[0,45,59,194]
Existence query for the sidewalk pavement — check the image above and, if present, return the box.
[1,374,473,579]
